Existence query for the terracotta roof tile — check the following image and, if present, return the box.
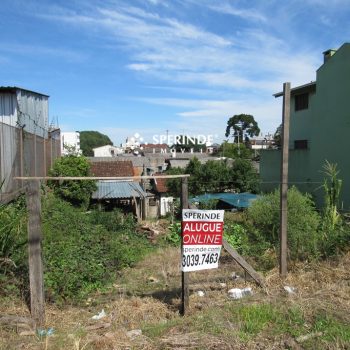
[153,173,168,193]
[89,160,134,177]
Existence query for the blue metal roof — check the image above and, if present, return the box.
[92,181,147,200]
[190,192,259,209]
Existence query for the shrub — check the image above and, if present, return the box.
[48,154,96,208]
[247,187,320,261]
[224,222,250,255]
[0,196,28,297]
[164,222,182,246]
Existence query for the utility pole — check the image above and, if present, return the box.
[279,82,291,277]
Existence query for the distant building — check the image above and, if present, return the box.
[249,134,274,150]
[206,143,220,154]
[93,145,123,157]
[142,143,169,154]
[61,132,81,155]
[122,136,141,153]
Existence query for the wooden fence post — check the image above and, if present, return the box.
[26,180,45,327]
[180,177,189,316]
[280,82,291,277]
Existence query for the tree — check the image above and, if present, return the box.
[273,124,282,149]
[80,131,113,156]
[230,159,259,193]
[225,114,260,144]
[219,141,253,159]
[48,154,97,208]
[165,167,184,197]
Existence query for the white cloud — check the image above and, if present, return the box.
[207,3,267,22]
[0,43,86,62]
[38,1,322,133]
[127,63,151,71]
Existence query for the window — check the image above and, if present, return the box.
[294,140,308,149]
[295,93,309,111]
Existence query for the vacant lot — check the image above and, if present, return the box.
[1,247,350,349]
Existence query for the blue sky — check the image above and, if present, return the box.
[1,0,350,145]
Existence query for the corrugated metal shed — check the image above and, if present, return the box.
[0,86,49,138]
[191,192,259,209]
[92,181,148,200]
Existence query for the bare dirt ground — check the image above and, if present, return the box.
[1,247,350,349]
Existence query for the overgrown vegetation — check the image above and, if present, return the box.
[42,194,154,302]
[0,191,154,303]
[225,166,350,265]
[48,154,97,208]
[0,196,27,298]
[247,186,320,261]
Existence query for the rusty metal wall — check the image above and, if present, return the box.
[0,122,60,203]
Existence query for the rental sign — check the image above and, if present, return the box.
[181,209,224,272]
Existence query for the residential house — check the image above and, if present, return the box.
[142,143,169,154]
[93,145,123,157]
[206,143,220,154]
[89,159,148,220]
[151,174,173,217]
[260,43,350,209]
[249,134,274,150]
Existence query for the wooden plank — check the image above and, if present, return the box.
[180,177,189,316]
[222,239,265,287]
[133,195,141,223]
[26,180,45,327]
[14,174,191,181]
[280,82,291,277]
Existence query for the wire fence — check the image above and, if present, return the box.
[0,122,60,203]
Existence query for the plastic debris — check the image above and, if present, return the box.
[231,272,240,280]
[197,291,205,297]
[91,309,106,320]
[126,329,142,339]
[284,286,296,294]
[19,331,36,337]
[228,287,253,299]
[148,276,159,283]
[37,328,55,337]
[296,332,323,343]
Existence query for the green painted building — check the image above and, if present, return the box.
[261,43,350,210]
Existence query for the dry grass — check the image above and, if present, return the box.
[1,247,350,349]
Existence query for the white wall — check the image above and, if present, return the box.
[93,145,123,157]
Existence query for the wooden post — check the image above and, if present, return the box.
[19,128,24,189]
[26,180,45,327]
[180,177,189,316]
[34,134,37,177]
[279,82,291,277]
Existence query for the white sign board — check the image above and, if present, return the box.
[181,209,224,272]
